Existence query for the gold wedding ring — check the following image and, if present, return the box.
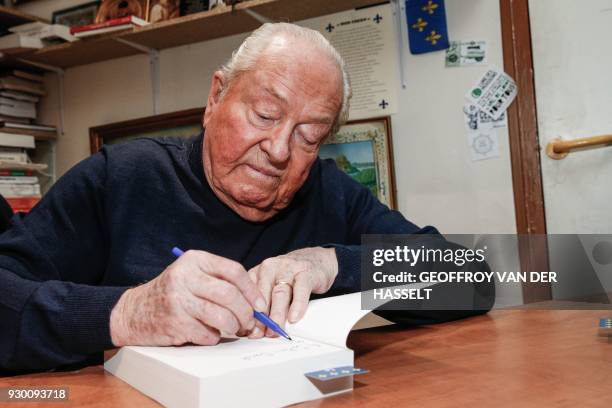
[275,280,293,289]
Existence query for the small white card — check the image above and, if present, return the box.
[446,40,487,67]
[465,66,517,120]
[467,129,500,161]
[463,103,506,131]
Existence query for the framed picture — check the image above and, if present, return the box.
[319,117,396,209]
[90,110,396,208]
[89,107,204,154]
[52,1,101,27]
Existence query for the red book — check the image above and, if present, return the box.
[70,16,148,35]
[6,196,40,213]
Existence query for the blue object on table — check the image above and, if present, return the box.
[599,317,612,337]
[171,247,292,340]
[405,0,450,54]
[305,366,370,381]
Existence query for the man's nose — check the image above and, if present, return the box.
[260,123,292,164]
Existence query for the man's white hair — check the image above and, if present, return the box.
[220,22,351,135]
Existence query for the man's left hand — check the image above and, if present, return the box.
[246,247,338,338]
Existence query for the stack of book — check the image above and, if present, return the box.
[0,68,55,213]
[0,22,76,54]
[0,133,45,213]
[0,69,44,125]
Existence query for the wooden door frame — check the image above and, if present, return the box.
[500,0,551,302]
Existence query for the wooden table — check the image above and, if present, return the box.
[2,310,611,407]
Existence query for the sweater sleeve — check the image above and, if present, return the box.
[0,151,129,373]
[323,162,495,321]
[323,160,438,294]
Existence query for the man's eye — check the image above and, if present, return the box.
[302,136,318,146]
[256,113,274,123]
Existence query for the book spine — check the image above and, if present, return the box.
[70,16,133,34]
[0,176,38,184]
[0,169,34,176]
[0,152,28,163]
[13,70,44,83]
[0,105,36,119]
[0,183,40,196]
[6,196,40,213]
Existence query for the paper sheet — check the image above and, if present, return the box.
[286,292,369,348]
[468,129,500,161]
[446,41,488,67]
[300,3,400,120]
[465,65,517,120]
[287,284,432,347]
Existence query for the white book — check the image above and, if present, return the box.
[0,176,38,184]
[73,24,139,38]
[104,290,407,408]
[0,133,35,149]
[0,97,36,110]
[0,161,47,171]
[0,183,40,196]
[0,33,43,52]
[0,151,28,163]
[0,92,40,103]
[8,22,77,43]
[0,103,36,119]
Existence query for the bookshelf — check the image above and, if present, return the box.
[0,7,55,205]
[22,0,383,68]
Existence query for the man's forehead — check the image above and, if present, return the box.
[245,67,342,116]
[259,77,339,120]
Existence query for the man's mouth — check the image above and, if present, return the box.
[245,164,283,179]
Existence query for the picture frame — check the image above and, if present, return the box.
[89,107,204,154]
[320,116,396,209]
[52,1,101,27]
[90,110,396,208]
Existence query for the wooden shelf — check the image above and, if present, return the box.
[0,5,47,29]
[22,0,383,69]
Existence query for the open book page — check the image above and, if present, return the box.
[286,283,434,348]
[286,292,368,348]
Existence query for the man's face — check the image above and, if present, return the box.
[202,37,343,222]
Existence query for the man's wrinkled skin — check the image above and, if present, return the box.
[110,33,345,346]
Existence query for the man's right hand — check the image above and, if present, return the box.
[109,250,267,346]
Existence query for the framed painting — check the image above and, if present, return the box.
[319,116,396,209]
[89,107,204,154]
[52,1,101,27]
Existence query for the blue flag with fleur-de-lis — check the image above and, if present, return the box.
[405,0,450,54]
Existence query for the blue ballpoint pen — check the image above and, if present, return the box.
[171,246,292,340]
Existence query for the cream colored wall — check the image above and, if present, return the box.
[22,0,516,235]
[17,0,88,20]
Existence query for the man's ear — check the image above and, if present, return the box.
[203,70,226,128]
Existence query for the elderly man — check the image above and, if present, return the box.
[0,23,492,373]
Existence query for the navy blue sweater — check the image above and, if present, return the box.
[0,134,444,372]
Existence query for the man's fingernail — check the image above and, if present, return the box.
[255,298,266,311]
[250,327,262,338]
[289,310,299,323]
